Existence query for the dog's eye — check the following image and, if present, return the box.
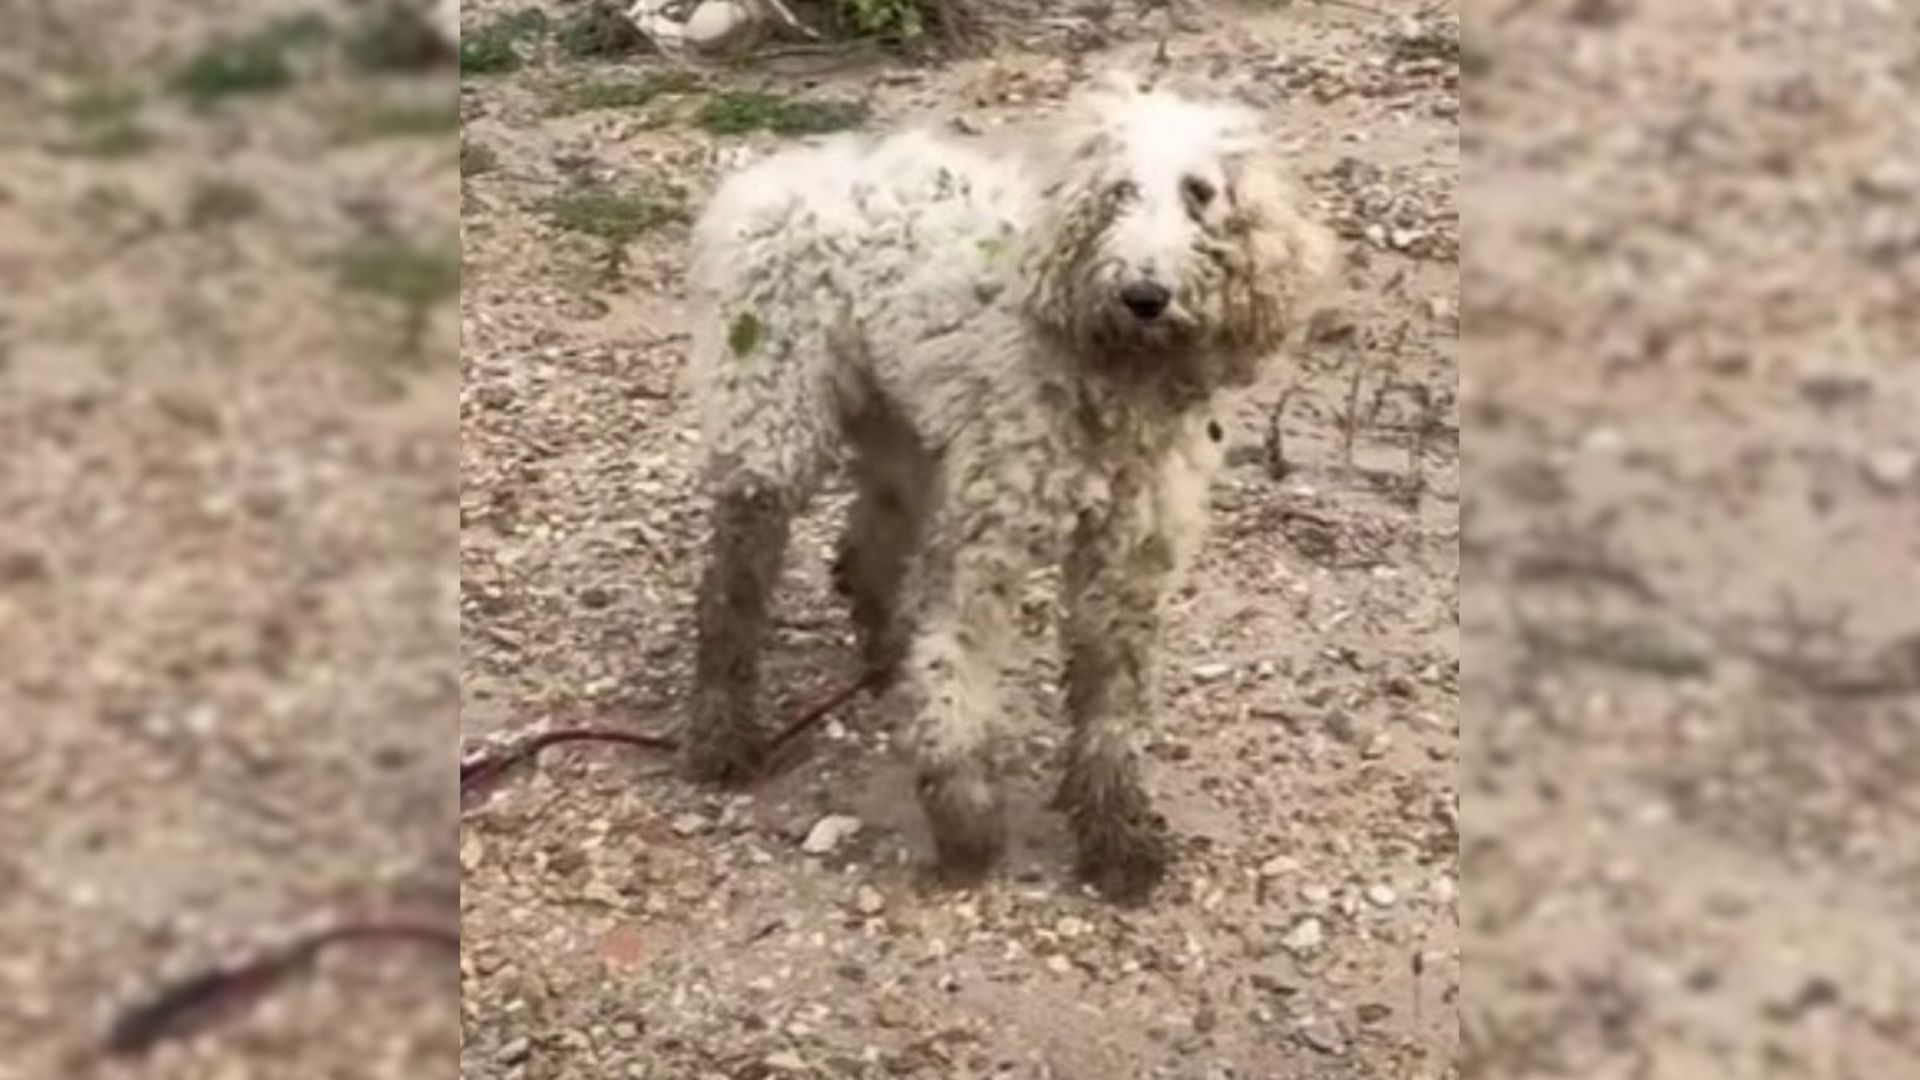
[1110,179,1140,202]
[1182,175,1217,207]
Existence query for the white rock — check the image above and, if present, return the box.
[1365,884,1398,908]
[801,813,862,855]
[685,0,759,52]
[1864,448,1917,491]
[1191,661,1234,684]
[853,885,886,915]
[1282,917,1325,956]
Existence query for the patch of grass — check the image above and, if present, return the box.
[839,0,931,39]
[57,82,154,158]
[169,12,332,106]
[696,91,869,136]
[556,0,649,59]
[461,140,500,177]
[461,9,548,76]
[358,95,462,137]
[534,184,687,243]
[332,235,461,354]
[186,179,264,227]
[344,2,455,72]
[560,71,702,113]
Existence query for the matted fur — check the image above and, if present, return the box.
[679,77,1336,901]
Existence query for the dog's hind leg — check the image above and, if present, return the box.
[833,401,934,687]
[682,333,836,784]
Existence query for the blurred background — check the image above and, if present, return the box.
[0,1,458,1076]
[1464,0,1918,1076]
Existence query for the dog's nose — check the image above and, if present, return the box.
[1119,281,1171,320]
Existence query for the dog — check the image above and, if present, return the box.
[679,75,1334,901]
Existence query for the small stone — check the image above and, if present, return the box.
[763,1049,809,1072]
[1282,917,1325,956]
[496,1036,532,1065]
[685,0,760,53]
[801,814,862,855]
[1365,884,1398,908]
[1258,855,1299,877]
[670,812,711,837]
[1055,916,1089,938]
[1045,954,1073,974]
[853,885,887,915]
[1191,662,1234,684]
[1361,732,1392,759]
[1864,448,1917,491]
[1295,1016,1347,1054]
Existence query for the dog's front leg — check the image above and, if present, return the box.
[900,445,1057,884]
[1057,469,1201,903]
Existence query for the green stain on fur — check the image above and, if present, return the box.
[727,312,762,357]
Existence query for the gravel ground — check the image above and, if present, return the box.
[1464,0,1920,1076]
[1,4,459,1077]
[458,2,1458,1078]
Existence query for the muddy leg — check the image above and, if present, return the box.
[682,485,794,784]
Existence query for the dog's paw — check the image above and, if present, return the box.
[918,768,1008,882]
[679,727,766,786]
[1076,823,1171,905]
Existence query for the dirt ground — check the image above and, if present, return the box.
[458,2,1458,1078]
[0,3,459,1078]
[1464,0,1919,1076]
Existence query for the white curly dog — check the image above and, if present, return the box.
[680,76,1334,901]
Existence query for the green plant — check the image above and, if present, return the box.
[333,235,461,354]
[840,0,931,39]
[169,13,332,105]
[534,185,687,242]
[357,95,462,137]
[559,71,702,113]
[57,83,154,158]
[534,183,688,279]
[696,91,868,136]
[461,9,548,76]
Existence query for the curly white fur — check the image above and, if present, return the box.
[680,78,1335,900]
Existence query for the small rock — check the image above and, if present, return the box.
[852,885,886,915]
[496,1036,532,1065]
[1282,917,1325,956]
[1258,855,1300,877]
[763,1049,809,1072]
[1864,448,1917,492]
[1365,884,1398,908]
[1295,1016,1347,1054]
[1191,662,1234,684]
[685,0,760,53]
[1045,954,1073,974]
[1055,916,1089,938]
[670,812,711,837]
[801,813,862,855]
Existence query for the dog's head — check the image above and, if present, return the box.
[1025,76,1336,387]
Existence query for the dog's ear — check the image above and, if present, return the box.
[1217,145,1338,356]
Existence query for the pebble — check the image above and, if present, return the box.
[670,812,711,837]
[1864,448,1916,491]
[1191,661,1234,684]
[496,1036,532,1065]
[853,885,887,915]
[1282,917,1325,956]
[801,814,862,855]
[1365,884,1399,908]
